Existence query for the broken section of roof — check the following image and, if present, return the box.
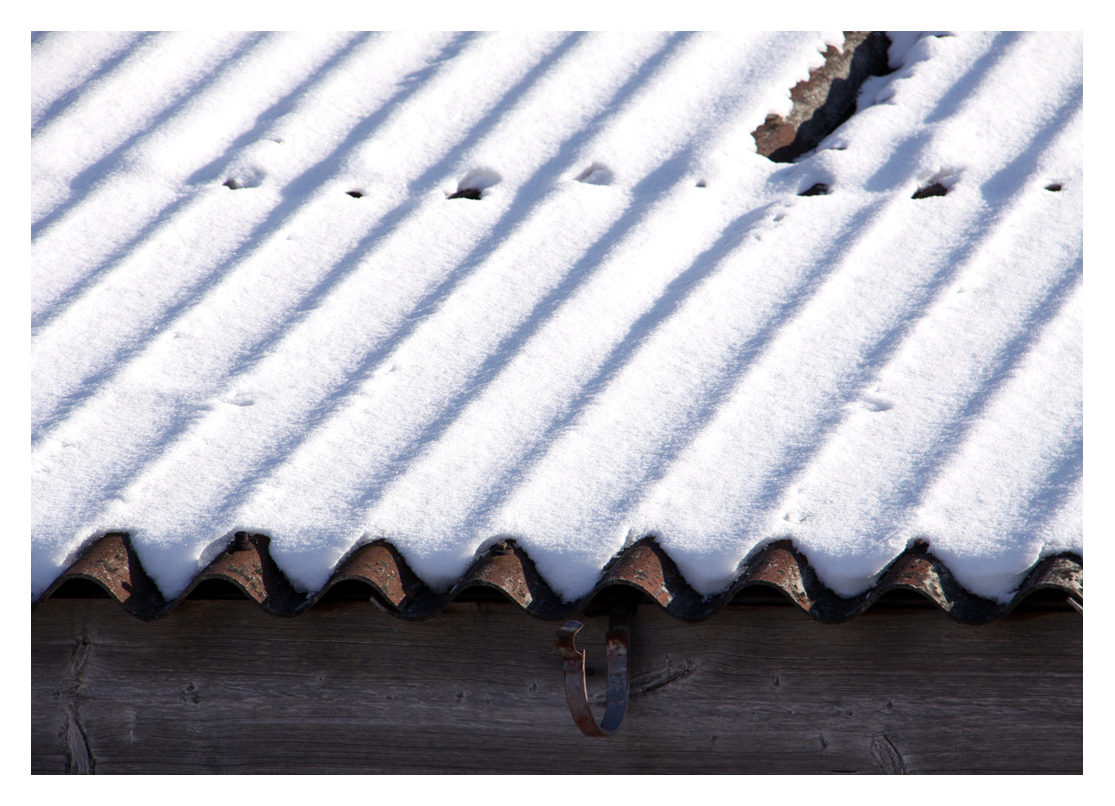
[35,532,1082,624]
[32,32,1082,609]
[752,31,893,162]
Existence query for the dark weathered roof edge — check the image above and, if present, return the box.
[33,532,1082,624]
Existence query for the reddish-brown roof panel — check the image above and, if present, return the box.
[34,532,1081,624]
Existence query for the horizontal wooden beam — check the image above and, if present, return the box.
[32,599,1081,773]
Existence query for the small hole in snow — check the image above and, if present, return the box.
[861,395,893,412]
[1045,183,1062,192]
[223,169,265,190]
[912,182,948,199]
[575,163,614,186]
[346,190,363,198]
[449,168,501,200]
[799,183,829,197]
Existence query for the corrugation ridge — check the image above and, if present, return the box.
[34,533,1082,625]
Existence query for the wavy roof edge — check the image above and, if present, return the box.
[33,532,1082,624]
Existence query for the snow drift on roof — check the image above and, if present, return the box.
[31,31,1082,606]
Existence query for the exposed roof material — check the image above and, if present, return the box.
[32,31,1082,608]
[35,532,1081,624]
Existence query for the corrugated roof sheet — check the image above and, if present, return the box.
[32,31,1083,612]
[34,532,1081,623]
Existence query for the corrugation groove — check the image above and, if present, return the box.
[35,532,1082,625]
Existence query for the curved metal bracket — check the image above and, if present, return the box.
[555,598,633,736]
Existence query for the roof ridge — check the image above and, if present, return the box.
[34,532,1082,624]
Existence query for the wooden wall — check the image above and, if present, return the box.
[32,598,1081,773]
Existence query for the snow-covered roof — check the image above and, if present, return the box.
[32,31,1082,608]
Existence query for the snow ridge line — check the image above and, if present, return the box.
[35,531,1081,625]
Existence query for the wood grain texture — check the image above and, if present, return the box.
[31,600,1081,774]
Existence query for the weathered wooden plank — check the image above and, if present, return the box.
[31,599,1081,773]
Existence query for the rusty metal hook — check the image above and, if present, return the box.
[555,598,633,736]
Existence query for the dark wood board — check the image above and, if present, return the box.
[31,599,1081,774]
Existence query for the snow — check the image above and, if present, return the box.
[31,31,1082,604]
